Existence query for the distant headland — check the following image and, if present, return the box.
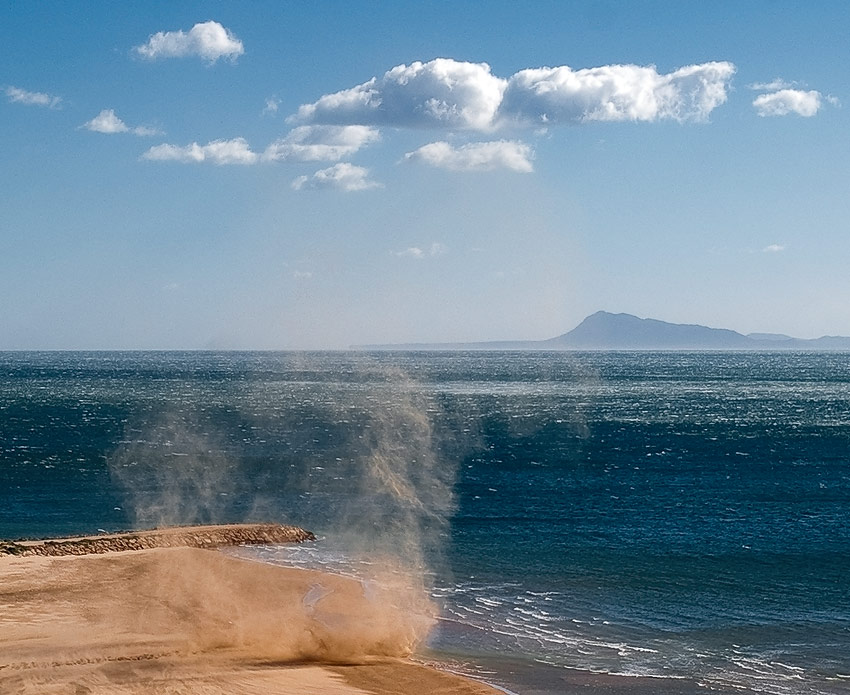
[355,311,850,351]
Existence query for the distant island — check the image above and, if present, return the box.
[355,311,850,351]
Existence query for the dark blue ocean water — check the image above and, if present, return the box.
[2,351,849,694]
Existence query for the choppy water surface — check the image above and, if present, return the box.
[2,351,850,694]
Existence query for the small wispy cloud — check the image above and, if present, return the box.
[753,89,823,117]
[142,138,258,164]
[83,109,161,136]
[763,244,786,253]
[749,78,798,91]
[392,242,447,259]
[134,21,244,63]
[142,126,379,166]
[264,125,380,162]
[293,270,313,279]
[292,163,381,191]
[5,86,62,108]
[404,140,533,172]
[262,97,280,116]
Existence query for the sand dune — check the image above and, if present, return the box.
[0,545,498,694]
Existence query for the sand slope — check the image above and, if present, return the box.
[0,547,497,694]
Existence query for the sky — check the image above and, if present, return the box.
[2,1,849,349]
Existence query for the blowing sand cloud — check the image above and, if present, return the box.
[291,58,736,130]
[404,140,533,172]
[292,163,381,191]
[5,85,62,108]
[134,20,244,63]
[84,109,160,136]
[753,89,823,117]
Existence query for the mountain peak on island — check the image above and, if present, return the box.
[546,311,754,350]
[354,311,850,351]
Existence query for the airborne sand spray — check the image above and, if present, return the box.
[106,355,475,659]
[108,412,244,529]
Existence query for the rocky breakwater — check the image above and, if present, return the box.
[0,523,315,557]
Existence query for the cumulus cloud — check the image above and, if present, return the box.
[763,244,786,253]
[263,125,380,162]
[83,109,160,136]
[134,21,244,63]
[753,89,822,117]
[85,109,128,133]
[291,58,735,131]
[142,138,258,164]
[5,86,62,108]
[291,58,506,130]
[499,61,735,124]
[404,140,533,172]
[292,163,381,191]
[393,242,447,259]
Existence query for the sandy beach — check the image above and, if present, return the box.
[0,528,499,695]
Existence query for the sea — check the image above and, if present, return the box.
[1,350,849,695]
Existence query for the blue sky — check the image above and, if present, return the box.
[2,1,849,349]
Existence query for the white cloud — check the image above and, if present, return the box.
[763,244,786,253]
[292,163,381,191]
[396,248,425,258]
[142,127,378,166]
[291,58,506,130]
[5,86,62,108]
[263,125,380,162]
[292,59,735,131]
[393,242,447,259]
[749,78,797,91]
[133,125,162,137]
[134,21,244,63]
[293,270,313,279]
[753,89,822,117]
[262,97,280,116]
[142,138,258,164]
[83,109,160,136]
[85,109,128,133]
[499,61,736,124]
[404,140,533,172]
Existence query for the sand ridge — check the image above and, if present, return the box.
[0,523,315,557]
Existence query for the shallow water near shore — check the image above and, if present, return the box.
[2,351,850,694]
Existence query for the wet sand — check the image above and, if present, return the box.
[0,530,499,695]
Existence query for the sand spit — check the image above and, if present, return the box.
[0,536,499,694]
[0,523,315,557]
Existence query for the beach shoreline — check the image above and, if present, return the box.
[0,526,501,695]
